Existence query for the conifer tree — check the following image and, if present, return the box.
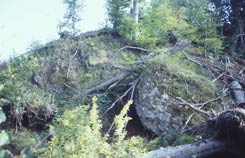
[58,0,83,37]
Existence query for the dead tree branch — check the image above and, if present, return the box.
[168,40,191,55]
[119,46,161,53]
[103,78,139,115]
[83,41,190,96]
[176,97,213,118]
[82,70,133,95]
[184,53,245,87]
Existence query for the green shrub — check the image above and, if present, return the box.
[137,2,192,47]
[41,97,145,158]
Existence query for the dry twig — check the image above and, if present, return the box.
[103,78,139,115]
[176,97,213,118]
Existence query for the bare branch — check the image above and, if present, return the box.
[103,78,139,115]
[119,46,160,53]
[176,97,212,118]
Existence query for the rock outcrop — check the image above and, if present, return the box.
[135,54,217,138]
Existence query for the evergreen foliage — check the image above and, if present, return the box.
[107,0,131,31]
[170,0,223,54]
[107,0,223,55]
[58,0,84,37]
[212,0,245,56]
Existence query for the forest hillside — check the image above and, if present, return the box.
[0,0,245,158]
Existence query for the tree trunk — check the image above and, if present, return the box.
[238,18,244,48]
[131,0,139,40]
[131,0,139,24]
[145,108,245,158]
[145,139,234,158]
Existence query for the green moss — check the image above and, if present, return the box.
[149,52,216,102]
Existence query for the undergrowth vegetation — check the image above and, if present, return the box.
[0,1,226,153]
[42,97,145,158]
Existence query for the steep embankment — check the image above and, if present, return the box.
[0,30,243,157]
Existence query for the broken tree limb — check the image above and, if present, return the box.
[118,40,190,55]
[184,54,245,87]
[82,70,133,95]
[176,97,212,118]
[103,78,139,115]
[134,40,191,66]
[119,46,161,53]
[83,41,190,96]
[230,81,245,107]
[145,139,233,158]
[168,40,191,55]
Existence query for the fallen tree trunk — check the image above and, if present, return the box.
[146,108,245,158]
[145,139,234,158]
[168,40,191,55]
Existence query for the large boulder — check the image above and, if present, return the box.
[136,54,217,138]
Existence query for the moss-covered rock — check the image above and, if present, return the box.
[136,52,218,140]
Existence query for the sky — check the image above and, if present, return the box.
[0,0,107,61]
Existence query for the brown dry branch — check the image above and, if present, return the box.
[82,70,133,96]
[176,97,213,118]
[105,78,139,135]
[184,53,245,86]
[172,97,221,145]
[7,102,54,133]
[167,40,191,55]
[103,78,139,115]
[118,46,160,53]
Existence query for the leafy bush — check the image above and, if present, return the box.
[137,2,192,47]
[41,97,145,158]
[118,16,138,40]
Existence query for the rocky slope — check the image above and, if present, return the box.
[0,30,239,156]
